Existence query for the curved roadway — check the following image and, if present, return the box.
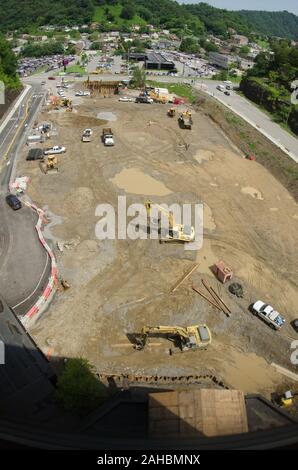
[0,84,51,316]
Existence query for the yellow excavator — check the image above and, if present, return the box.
[145,200,195,243]
[134,324,211,353]
[167,107,176,117]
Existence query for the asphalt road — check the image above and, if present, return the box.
[0,84,51,316]
[0,198,50,315]
[196,80,298,163]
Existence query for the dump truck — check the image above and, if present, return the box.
[102,128,114,146]
[82,128,92,142]
[134,324,211,354]
[145,200,195,243]
[178,110,193,129]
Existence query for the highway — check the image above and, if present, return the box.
[200,80,298,163]
[0,83,51,316]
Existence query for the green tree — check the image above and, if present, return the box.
[179,37,199,54]
[239,45,250,57]
[120,2,135,20]
[131,65,146,88]
[0,35,21,89]
[55,358,108,416]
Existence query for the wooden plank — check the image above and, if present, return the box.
[201,279,230,316]
[271,363,298,382]
[209,285,231,314]
[170,263,200,293]
[192,285,222,311]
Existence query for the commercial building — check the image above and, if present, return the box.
[208,52,234,70]
[145,52,175,70]
[123,51,176,71]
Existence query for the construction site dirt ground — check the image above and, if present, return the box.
[17,89,298,398]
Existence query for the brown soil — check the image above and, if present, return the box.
[195,92,298,202]
[17,89,298,398]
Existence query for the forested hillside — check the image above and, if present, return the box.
[240,42,298,134]
[0,0,298,40]
[238,10,298,41]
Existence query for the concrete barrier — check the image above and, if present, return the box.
[21,201,58,328]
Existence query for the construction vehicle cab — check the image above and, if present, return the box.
[135,324,211,353]
[167,108,176,117]
[145,200,195,243]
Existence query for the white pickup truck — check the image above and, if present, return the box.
[82,128,92,142]
[43,145,66,155]
[252,300,285,330]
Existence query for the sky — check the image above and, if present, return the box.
[179,0,298,15]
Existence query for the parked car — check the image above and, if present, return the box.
[224,91,230,96]
[75,90,90,96]
[119,96,132,102]
[251,300,285,330]
[291,319,298,333]
[6,194,22,210]
[135,96,153,104]
[48,76,55,80]
[43,146,66,155]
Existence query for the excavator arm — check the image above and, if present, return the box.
[135,325,190,350]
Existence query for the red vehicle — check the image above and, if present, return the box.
[48,76,56,80]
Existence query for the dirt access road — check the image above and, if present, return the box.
[17,87,298,397]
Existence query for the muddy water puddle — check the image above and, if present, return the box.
[111,168,172,196]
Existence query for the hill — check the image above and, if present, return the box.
[0,0,298,40]
[183,3,251,37]
[237,10,298,40]
[0,0,204,35]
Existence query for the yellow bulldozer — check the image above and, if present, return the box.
[145,199,195,243]
[40,155,58,174]
[167,107,176,117]
[134,324,211,353]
